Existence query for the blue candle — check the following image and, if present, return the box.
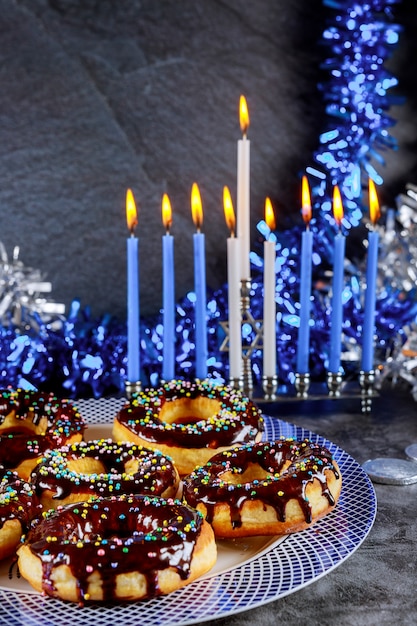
[191,183,208,379]
[361,179,380,372]
[296,228,313,374]
[329,186,346,374]
[329,233,346,372]
[296,176,313,374]
[361,231,379,371]
[126,188,140,383]
[162,193,175,381]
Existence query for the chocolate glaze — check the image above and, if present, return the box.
[0,389,85,470]
[182,439,340,529]
[116,380,264,449]
[31,439,178,501]
[0,467,40,532]
[21,495,204,604]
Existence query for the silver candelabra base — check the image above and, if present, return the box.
[359,369,376,413]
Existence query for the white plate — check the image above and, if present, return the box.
[0,398,377,626]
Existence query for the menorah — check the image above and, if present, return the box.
[220,279,377,413]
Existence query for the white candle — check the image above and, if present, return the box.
[263,197,277,378]
[223,186,242,380]
[237,95,251,280]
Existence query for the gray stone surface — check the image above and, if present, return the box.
[0,0,416,320]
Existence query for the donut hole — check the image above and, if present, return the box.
[66,458,108,475]
[65,457,156,478]
[124,458,149,474]
[221,462,272,484]
[159,397,222,426]
[0,413,49,437]
[65,452,148,478]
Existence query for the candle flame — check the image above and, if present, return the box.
[332,185,344,227]
[301,175,312,225]
[191,182,203,231]
[126,188,138,233]
[265,197,276,231]
[223,186,236,235]
[162,193,172,232]
[239,95,250,137]
[369,178,381,225]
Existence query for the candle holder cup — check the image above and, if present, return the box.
[125,380,142,399]
[229,376,245,391]
[327,371,343,397]
[262,374,278,401]
[294,372,310,398]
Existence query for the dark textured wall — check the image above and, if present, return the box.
[0,0,416,320]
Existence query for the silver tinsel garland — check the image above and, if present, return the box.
[0,242,65,330]
[375,184,417,399]
[0,241,129,397]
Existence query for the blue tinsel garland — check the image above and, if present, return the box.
[310,0,403,223]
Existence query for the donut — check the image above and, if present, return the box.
[30,439,180,509]
[182,438,342,538]
[17,494,217,604]
[0,388,85,480]
[113,379,264,475]
[0,468,41,561]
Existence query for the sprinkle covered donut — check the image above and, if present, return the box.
[113,379,265,475]
[30,439,180,509]
[17,494,217,604]
[182,439,342,538]
[0,468,41,560]
[0,389,85,480]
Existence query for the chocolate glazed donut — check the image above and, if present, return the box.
[30,439,180,509]
[113,379,264,475]
[0,389,85,480]
[182,438,342,538]
[0,467,41,560]
[17,494,217,604]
